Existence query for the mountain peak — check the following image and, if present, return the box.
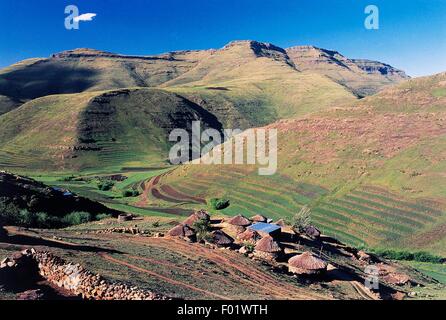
[223,40,287,54]
[52,48,116,58]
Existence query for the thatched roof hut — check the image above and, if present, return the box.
[183,209,210,226]
[237,229,261,243]
[251,214,267,223]
[210,230,234,247]
[288,252,328,275]
[228,215,251,227]
[254,235,282,260]
[167,224,196,239]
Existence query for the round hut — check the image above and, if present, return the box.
[288,252,328,275]
[228,215,251,227]
[183,209,211,226]
[254,235,282,260]
[226,214,251,234]
[167,224,196,241]
[210,230,234,247]
[237,229,261,244]
[251,214,267,223]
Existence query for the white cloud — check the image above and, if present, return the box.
[73,13,97,23]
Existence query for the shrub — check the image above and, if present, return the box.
[209,198,230,210]
[292,205,311,233]
[62,212,92,226]
[243,242,255,253]
[17,210,37,227]
[97,180,115,191]
[0,201,21,225]
[96,213,112,221]
[152,221,160,228]
[122,190,140,197]
[60,175,76,182]
[372,248,444,264]
[193,218,211,242]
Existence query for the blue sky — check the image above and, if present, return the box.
[0,0,445,76]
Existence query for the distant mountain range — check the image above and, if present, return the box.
[0,40,408,171]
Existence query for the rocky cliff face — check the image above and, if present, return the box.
[286,45,409,96]
[351,59,409,78]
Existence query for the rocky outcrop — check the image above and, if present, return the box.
[286,45,409,96]
[94,226,146,236]
[0,249,168,300]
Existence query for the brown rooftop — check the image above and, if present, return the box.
[288,252,328,273]
[228,215,251,227]
[255,235,282,253]
[183,209,210,226]
[237,229,261,242]
[250,214,267,223]
[167,224,196,238]
[210,230,234,246]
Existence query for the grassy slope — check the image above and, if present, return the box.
[163,41,356,128]
[0,41,356,172]
[0,88,223,172]
[0,49,210,101]
[154,73,446,254]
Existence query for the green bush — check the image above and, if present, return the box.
[62,212,92,226]
[152,221,160,228]
[97,180,115,191]
[193,218,211,242]
[209,198,230,210]
[122,190,140,197]
[96,213,112,221]
[373,248,443,264]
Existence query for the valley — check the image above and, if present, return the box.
[0,40,445,300]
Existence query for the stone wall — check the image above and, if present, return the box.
[1,249,168,300]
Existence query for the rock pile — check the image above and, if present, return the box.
[117,214,133,222]
[1,249,168,300]
[95,226,145,235]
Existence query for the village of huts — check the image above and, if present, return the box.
[165,210,332,278]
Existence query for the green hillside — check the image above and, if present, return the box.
[151,72,446,255]
[164,41,357,125]
[0,88,222,172]
[0,49,211,101]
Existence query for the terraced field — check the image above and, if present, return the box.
[143,167,445,252]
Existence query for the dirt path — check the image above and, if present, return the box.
[127,236,331,300]
[100,253,230,300]
[159,185,207,204]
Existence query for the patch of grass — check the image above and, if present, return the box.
[371,248,444,264]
